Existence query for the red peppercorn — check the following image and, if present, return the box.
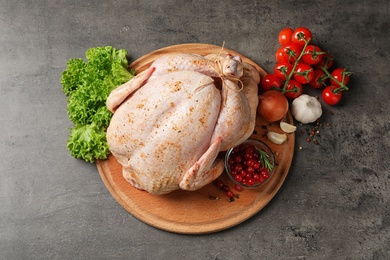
[234,175,243,183]
[261,170,269,179]
[234,164,243,172]
[215,180,223,189]
[247,178,255,186]
[222,184,230,192]
[226,190,234,198]
[258,176,265,183]
[234,155,242,163]
[234,184,243,192]
[253,162,260,169]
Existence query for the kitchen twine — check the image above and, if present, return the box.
[210,42,245,93]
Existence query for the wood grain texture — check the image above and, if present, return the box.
[96,43,294,234]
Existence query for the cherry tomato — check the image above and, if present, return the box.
[309,69,327,89]
[316,52,334,70]
[261,74,283,91]
[291,27,312,47]
[278,27,293,46]
[322,86,342,105]
[275,47,285,63]
[330,68,351,87]
[284,79,303,99]
[302,44,323,65]
[276,42,303,63]
[293,63,314,84]
[273,61,293,80]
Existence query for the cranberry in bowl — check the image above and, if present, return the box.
[225,139,275,188]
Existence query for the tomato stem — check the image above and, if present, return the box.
[319,66,350,93]
[281,38,311,94]
[284,87,300,93]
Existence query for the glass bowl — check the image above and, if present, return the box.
[225,139,275,189]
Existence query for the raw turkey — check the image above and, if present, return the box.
[106,52,260,194]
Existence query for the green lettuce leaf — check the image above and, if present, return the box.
[66,123,109,163]
[60,46,136,163]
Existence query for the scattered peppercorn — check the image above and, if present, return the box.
[234,184,243,192]
[214,179,240,202]
[296,117,326,146]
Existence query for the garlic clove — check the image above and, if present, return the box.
[267,131,287,144]
[280,121,297,133]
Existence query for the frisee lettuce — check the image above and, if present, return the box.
[60,46,135,163]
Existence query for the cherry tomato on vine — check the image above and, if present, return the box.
[322,86,342,105]
[309,69,327,89]
[293,63,314,84]
[302,44,323,65]
[291,27,312,47]
[275,42,303,63]
[275,47,285,63]
[278,27,293,46]
[260,74,283,91]
[273,61,293,80]
[284,79,303,99]
[316,51,334,70]
[330,68,351,87]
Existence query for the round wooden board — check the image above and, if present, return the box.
[96,43,295,234]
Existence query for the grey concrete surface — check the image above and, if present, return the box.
[1,0,389,259]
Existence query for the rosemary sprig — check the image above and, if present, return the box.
[257,149,274,172]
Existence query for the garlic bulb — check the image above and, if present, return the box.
[291,94,322,124]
